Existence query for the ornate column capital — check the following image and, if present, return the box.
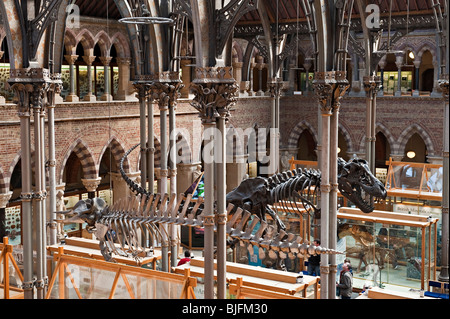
[64,54,79,65]
[82,55,96,66]
[313,71,336,115]
[81,177,102,192]
[438,74,449,100]
[8,68,53,115]
[0,192,13,208]
[190,67,238,124]
[99,56,113,67]
[333,71,350,112]
[117,57,131,66]
[363,75,382,97]
[267,77,284,98]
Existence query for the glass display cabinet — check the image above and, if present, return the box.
[338,207,438,291]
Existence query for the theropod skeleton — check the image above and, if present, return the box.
[60,146,385,264]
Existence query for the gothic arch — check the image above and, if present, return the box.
[396,124,436,157]
[338,123,353,153]
[59,139,97,184]
[75,29,95,55]
[110,32,131,58]
[64,29,77,53]
[94,31,112,57]
[98,137,130,174]
[376,123,396,154]
[287,120,318,150]
[0,165,7,194]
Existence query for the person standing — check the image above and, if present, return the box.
[307,239,321,276]
[336,262,353,299]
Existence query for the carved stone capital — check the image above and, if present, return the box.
[217,213,227,225]
[81,177,102,192]
[313,71,336,114]
[267,78,284,98]
[148,78,184,110]
[190,67,238,124]
[99,56,113,67]
[117,57,132,66]
[438,76,449,100]
[64,54,79,65]
[333,71,350,111]
[82,55,96,66]
[0,192,13,208]
[8,73,52,114]
[363,75,382,97]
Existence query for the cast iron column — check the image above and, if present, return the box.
[313,71,336,299]
[190,67,238,299]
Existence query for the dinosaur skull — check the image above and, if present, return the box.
[338,158,387,213]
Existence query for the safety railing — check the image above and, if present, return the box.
[0,237,24,299]
[46,247,197,299]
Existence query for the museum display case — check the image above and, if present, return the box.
[338,207,438,291]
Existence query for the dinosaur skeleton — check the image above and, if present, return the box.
[59,145,386,265]
[60,194,342,263]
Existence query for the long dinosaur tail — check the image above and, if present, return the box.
[120,144,150,196]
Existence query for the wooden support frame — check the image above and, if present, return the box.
[229,277,304,299]
[46,247,197,299]
[0,237,24,299]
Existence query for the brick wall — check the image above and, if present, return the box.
[0,94,445,194]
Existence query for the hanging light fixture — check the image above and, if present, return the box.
[406,151,416,159]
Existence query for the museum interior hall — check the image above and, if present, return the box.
[0,0,448,301]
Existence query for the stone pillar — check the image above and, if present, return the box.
[55,184,66,242]
[328,71,350,299]
[394,55,403,97]
[0,51,5,104]
[268,78,283,175]
[148,72,184,272]
[304,62,312,95]
[176,162,202,195]
[9,68,55,299]
[110,172,140,203]
[100,56,113,101]
[438,76,449,282]
[190,66,238,299]
[256,56,265,96]
[232,57,244,96]
[81,177,102,198]
[378,59,386,97]
[313,70,350,299]
[413,60,421,97]
[64,55,79,102]
[180,59,191,98]
[116,58,134,100]
[247,57,256,96]
[82,56,97,101]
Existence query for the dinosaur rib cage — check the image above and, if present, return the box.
[97,192,343,262]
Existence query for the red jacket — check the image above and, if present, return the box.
[177,257,191,266]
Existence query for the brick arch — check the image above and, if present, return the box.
[75,29,95,55]
[64,29,77,53]
[287,120,318,150]
[396,123,436,157]
[59,139,97,184]
[99,137,130,173]
[94,31,112,57]
[110,32,131,58]
[338,123,354,153]
[376,123,396,154]
[416,40,437,63]
[0,165,7,194]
